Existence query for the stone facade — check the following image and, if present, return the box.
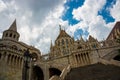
[0,20,41,80]
[0,20,120,80]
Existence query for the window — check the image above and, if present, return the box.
[10,33,12,37]
[92,44,96,48]
[78,46,82,49]
[66,39,68,44]
[62,39,64,45]
[13,35,16,38]
[5,33,8,37]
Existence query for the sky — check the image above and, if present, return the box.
[0,0,120,54]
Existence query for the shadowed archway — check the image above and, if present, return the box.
[32,66,44,80]
[49,68,61,78]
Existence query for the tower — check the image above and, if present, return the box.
[2,19,20,41]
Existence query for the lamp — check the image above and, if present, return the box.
[22,49,31,80]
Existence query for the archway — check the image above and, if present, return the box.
[32,66,44,80]
[49,68,61,78]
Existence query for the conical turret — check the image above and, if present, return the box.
[9,19,17,31]
[2,19,20,41]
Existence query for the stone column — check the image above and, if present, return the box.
[79,54,83,66]
[80,54,84,66]
[44,63,49,80]
[73,54,77,67]
[5,53,8,63]
[85,53,89,65]
[81,53,86,65]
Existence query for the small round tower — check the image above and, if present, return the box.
[2,19,20,41]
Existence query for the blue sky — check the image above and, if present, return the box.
[0,0,120,54]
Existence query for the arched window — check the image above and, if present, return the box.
[62,39,64,45]
[66,39,68,44]
[10,33,12,37]
[13,34,16,38]
[6,33,8,37]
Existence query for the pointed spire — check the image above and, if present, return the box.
[9,19,17,31]
[50,40,53,48]
[59,24,62,31]
[80,35,84,42]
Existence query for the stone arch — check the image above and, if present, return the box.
[31,53,38,61]
[32,66,44,80]
[49,67,61,78]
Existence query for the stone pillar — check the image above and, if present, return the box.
[79,54,83,66]
[85,53,89,65]
[83,53,87,65]
[5,53,8,63]
[87,52,91,64]
[80,54,84,66]
[73,54,77,67]
[44,63,49,80]
[81,53,86,66]
[78,54,82,66]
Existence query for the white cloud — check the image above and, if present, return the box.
[110,0,120,21]
[0,0,67,54]
[0,0,7,12]
[67,0,117,41]
[17,0,67,54]
[72,0,106,22]
[0,0,120,54]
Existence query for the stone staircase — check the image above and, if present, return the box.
[65,63,120,80]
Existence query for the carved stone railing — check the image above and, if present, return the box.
[60,65,71,80]
[110,59,120,66]
[49,65,71,80]
[99,58,120,67]
[49,75,60,80]
[0,46,23,55]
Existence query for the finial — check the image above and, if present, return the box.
[50,40,53,48]
[9,19,17,31]
[59,24,62,31]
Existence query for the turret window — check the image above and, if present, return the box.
[13,35,16,38]
[9,33,12,37]
[5,33,8,37]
